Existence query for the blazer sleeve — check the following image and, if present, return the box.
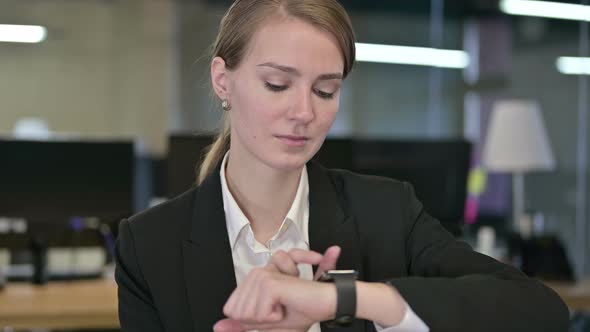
[387,183,570,332]
[115,218,166,332]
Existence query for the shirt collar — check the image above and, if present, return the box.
[285,161,309,244]
[219,151,309,250]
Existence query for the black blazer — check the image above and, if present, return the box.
[115,161,569,332]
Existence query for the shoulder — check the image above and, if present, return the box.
[322,166,412,203]
[123,186,197,242]
[317,164,422,225]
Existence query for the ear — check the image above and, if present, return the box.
[211,56,230,100]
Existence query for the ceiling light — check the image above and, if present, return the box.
[500,0,590,22]
[0,24,47,43]
[556,57,590,75]
[355,43,469,69]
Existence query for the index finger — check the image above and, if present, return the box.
[313,246,341,280]
[213,318,246,332]
[286,248,323,265]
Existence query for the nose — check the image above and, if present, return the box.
[288,88,315,124]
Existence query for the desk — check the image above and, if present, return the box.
[0,277,587,329]
[0,279,119,330]
[544,279,590,312]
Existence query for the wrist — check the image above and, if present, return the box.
[318,281,338,321]
[355,281,406,327]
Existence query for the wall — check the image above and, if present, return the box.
[0,0,177,157]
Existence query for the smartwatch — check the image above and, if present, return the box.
[319,269,358,327]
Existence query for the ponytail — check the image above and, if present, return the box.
[197,115,230,184]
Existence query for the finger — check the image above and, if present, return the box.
[286,248,323,265]
[213,318,246,332]
[268,250,299,276]
[241,313,304,332]
[257,284,284,324]
[252,272,283,325]
[224,267,260,319]
[314,246,341,280]
[241,321,288,332]
[264,262,279,273]
[240,269,284,325]
[255,301,284,327]
[234,268,265,323]
[223,288,240,318]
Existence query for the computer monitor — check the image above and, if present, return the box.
[315,138,471,236]
[0,138,134,224]
[167,134,216,198]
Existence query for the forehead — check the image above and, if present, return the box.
[243,16,344,75]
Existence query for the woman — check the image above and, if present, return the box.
[115,0,569,331]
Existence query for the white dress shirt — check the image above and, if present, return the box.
[220,152,429,332]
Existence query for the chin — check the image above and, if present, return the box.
[264,151,311,172]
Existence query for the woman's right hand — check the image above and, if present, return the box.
[267,246,341,280]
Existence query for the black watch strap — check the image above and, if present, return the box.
[321,270,357,327]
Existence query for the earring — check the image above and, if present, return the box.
[221,99,231,111]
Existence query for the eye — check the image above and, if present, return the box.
[265,82,288,92]
[314,89,335,100]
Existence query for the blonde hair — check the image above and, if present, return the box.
[198,0,356,184]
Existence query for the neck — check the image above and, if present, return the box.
[225,148,302,244]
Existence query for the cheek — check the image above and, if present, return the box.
[232,88,282,139]
[314,101,339,132]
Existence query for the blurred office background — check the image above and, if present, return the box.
[1,0,590,330]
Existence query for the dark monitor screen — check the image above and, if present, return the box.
[315,138,471,236]
[0,138,134,223]
[167,134,215,198]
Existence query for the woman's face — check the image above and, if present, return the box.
[218,16,344,172]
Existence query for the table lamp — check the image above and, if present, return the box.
[482,100,555,236]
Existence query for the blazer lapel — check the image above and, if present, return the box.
[307,161,367,332]
[182,164,237,332]
[307,161,364,276]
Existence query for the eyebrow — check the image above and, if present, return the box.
[257,62,343,80]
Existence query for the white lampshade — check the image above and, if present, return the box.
[483,100,555,172]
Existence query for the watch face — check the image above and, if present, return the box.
[327,269,357,275]
[320,270,358,282]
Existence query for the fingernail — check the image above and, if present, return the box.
[328,245,340,253]
[213,321,225,332]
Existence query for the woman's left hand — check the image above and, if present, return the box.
[213,264,336,332]
[213,247,341,332]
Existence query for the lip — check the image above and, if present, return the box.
[275,135,309,147]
